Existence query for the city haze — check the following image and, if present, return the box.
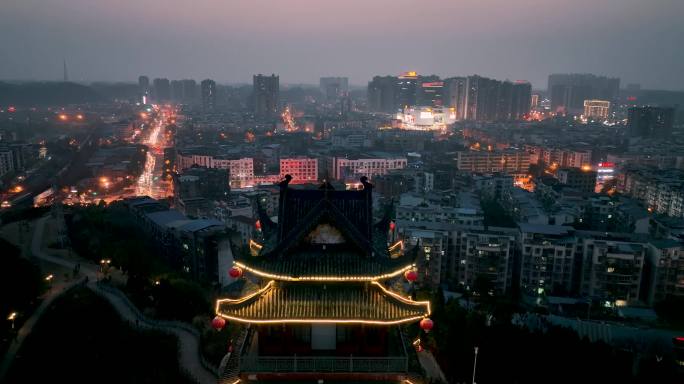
[1,0,684,89]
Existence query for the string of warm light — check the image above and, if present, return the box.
[371,281,431,315]
[215,281,275,310]
[214,313,428,326]
[233,261,415,282]
[215,280,431,324]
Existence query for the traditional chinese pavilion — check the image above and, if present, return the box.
[215,175,431,383]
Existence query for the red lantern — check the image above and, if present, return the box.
[255,220,262,231]
[212,316,226,331]
[229,266,243,279]
[404,269,418,282]
[389,221,396,231]
[420,318,434,333]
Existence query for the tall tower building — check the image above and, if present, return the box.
[319,77,349,101]
[170,80,184,102]
[511,81,532,120]
[200,79,216,113]
[138,76,150,92]
[152,78,171,102]
[444,77,467,120]
[367,76,397,113]
[547,74,620,115]
[464,75,499,120]
[138,76,150,103]
[396,71,418,109]
[63,59,69,82]
[253,74,279,120]
[417,79,444,107]
[181,79,198,103]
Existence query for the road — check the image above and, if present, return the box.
[0,216,216,384]
[135,112,173,199]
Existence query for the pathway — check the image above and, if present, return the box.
[0,216,217,384]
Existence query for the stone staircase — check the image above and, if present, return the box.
[218,324,251,384]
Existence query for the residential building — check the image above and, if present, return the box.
[557,167,597,194]
[548,74,620,114]
[201,79,216,113]
[456,150,531,174]
[519,224,577,296]
[279,157,318,184]
[627,106,675,139]
[253,74,279,120]
[329,154,407,181]
[319,77,349,101]
[645,239,684,305]
[152,78,171,102]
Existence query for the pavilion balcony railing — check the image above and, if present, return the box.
[239,355,408,373]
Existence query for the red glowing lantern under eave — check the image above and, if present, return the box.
[212,316,226,331]
[255,220,262,230]
[404,270,418,282]
[389,221,396,232]
[420,318,434,333]
[229,266,243,279]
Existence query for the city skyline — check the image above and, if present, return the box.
[2,0,684,90]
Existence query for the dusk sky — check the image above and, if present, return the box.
[1,0,683,89]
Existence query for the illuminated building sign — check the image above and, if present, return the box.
[421,82,444,88]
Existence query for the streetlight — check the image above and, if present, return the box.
[100,259,112,279]
[472,346,479,384]
[8,312,17,329]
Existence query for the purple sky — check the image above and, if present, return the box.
[1,0,683,89]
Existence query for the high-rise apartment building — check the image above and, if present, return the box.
[253,74,279,120]
[548,74,620,114]
[152,78,171,102]
[138,75,150,97]
[181,79,198,103]
[171,80,184,102]
[200,79,216,113]
[396,71,419,108]
[367,76,397,113]
[319,77,348,101]
[417,80,445,107]
[444,77,467,120]
[463,76,531,121]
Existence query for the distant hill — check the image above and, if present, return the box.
[0,81,103,106]
[89,82,140,100]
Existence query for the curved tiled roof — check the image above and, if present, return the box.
[216,281,429,324]
[236,248,414,281]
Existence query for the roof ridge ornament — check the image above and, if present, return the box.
[279,174,292,189]
[360,176,371,190]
